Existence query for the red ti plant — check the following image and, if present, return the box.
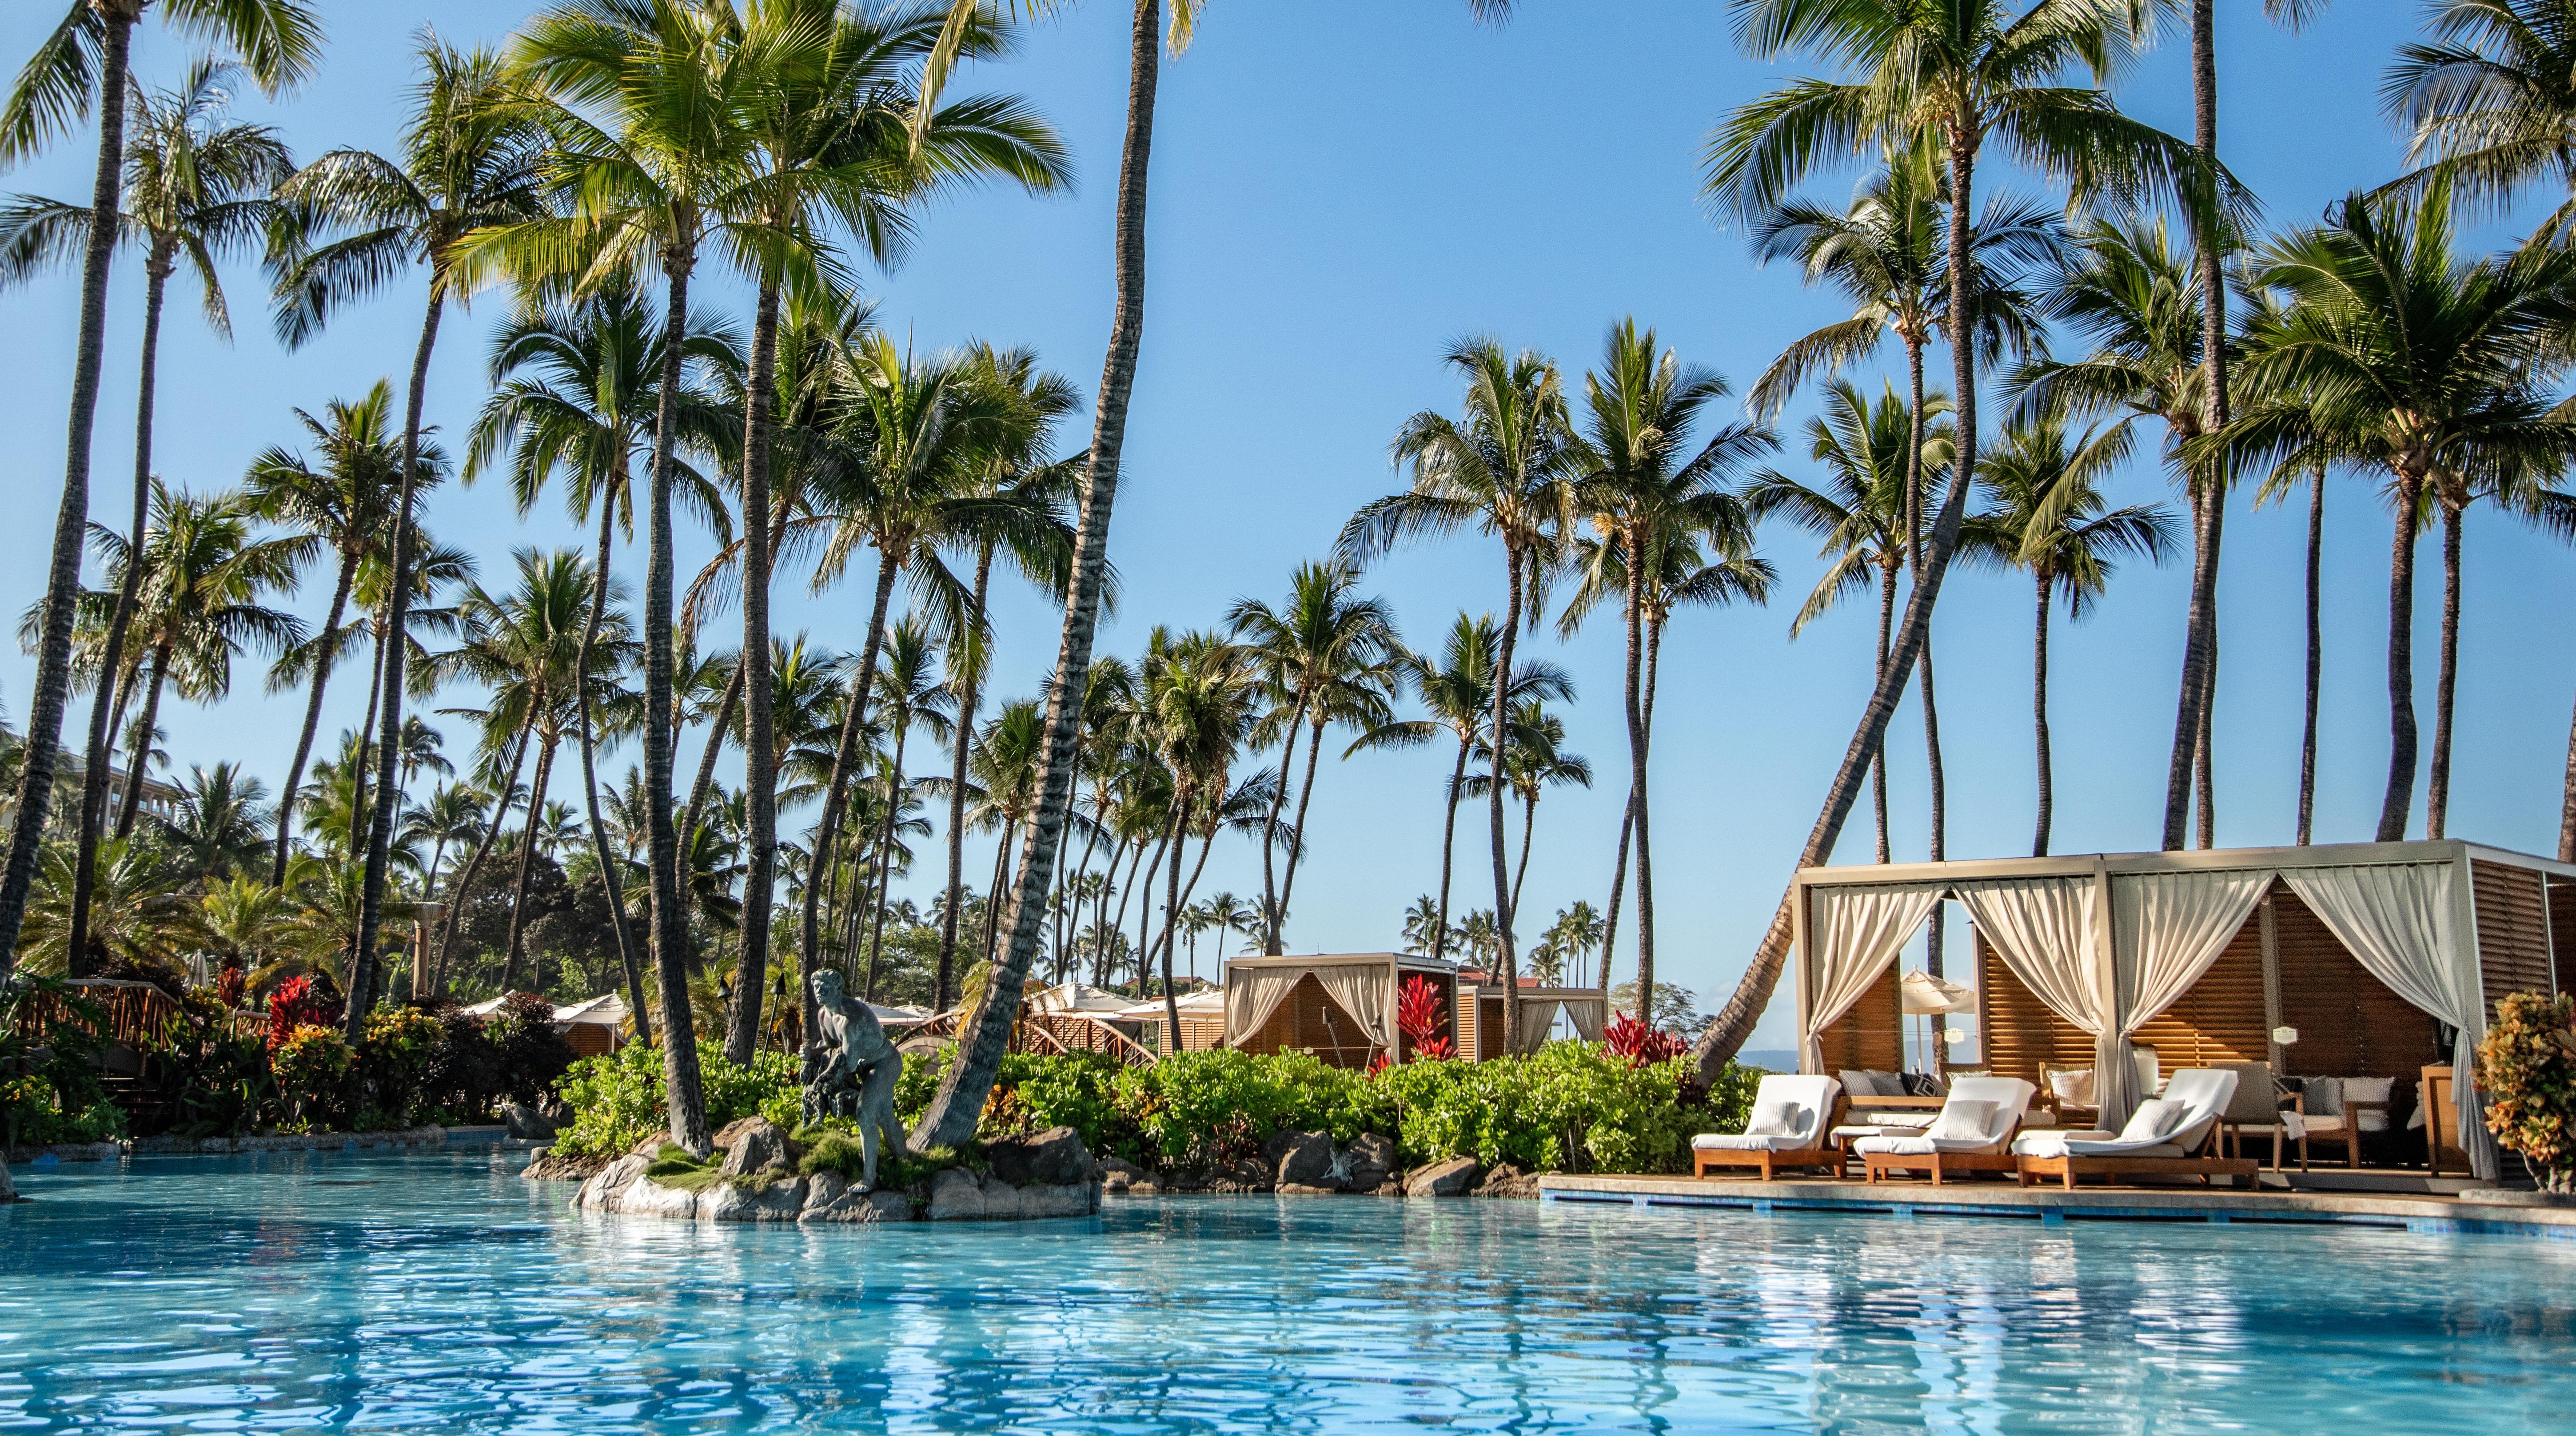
[1605,1012,1683,1068]
[264,975,340,1050]
[1396,974,1454,1062]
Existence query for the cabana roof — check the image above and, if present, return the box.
[1790,839,2572,1183]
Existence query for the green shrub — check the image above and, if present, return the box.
[272,1025,357,1130]
[550,1039,799,1159]
[2480,990,2576,1192]
[1376,1044,1757,1173]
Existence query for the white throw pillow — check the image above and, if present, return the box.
[1927,1098,2000,1144]
[1748,1099,1806,1139]
[2049,1069,2097,1107]
[2345,1077,2395,1132]
[1839,1070,1877,1099]
[2118,1098,2184,1144]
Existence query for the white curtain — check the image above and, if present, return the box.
[2283,863,2500,1181]
[1511,1000,1562,1054]
[1224,967,1305,1048]
[1954,878,2102,1034]
[1802,883,1946,1072]
[1312,964,1397,1052]
[1565,998,1607,1042]
[2102,870,2274,1127]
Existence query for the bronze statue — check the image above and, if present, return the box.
[801,968,907,1189]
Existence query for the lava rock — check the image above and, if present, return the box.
[717,1118,794,1178]
[925,1166,986,1220]
[1099,1157,1151,1195]
[1277,1182,1340,1196]
[1271,1131,1339,1190]
[1404,1156,1481,1197]
[703,1176,808,1222]
[577,1154,648,1210]
[1339,1134,1396,1193]
[1475,1163,1540,1200]
[500,1099,560,1140]
[621,1174,701,1220]
[982,1127,1098,1187]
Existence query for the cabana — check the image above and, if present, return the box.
[1791,840,2574,1183]
[1107,988,1226,1055]
[1455,973,1611,1058]
[1223,953,1462,1068]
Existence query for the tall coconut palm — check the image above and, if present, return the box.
[2225,187,2576,843]
[243,384,436,883]
[269,36,548,1040]
[469,282,738,1041]
[406,780,486,904]
[857,617,952,999]
[1973,417,2175,855]
[0,0,321,983]
[1349,613,1573,967]
[427,548,637,993]
[1694,0,2208,1074]
[1137,633,1256,1031]
[1459,698,1591,923]
[2009,214,2234,848]
[156,761,271,887]
[0,60,289,962]
[2384,0,2576,231]
[1563,319,1774,1020]
[1745,381,1952,862]
[1345,339,1582,1053]
[1224,557,1401,953]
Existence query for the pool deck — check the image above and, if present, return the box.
[1539,1174,2576,1238]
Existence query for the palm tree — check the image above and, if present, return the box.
[1974,417,2176,855]
[1460,698,1592,923]
[427,549,637,994]
[244,383,436,882]
[1747,381,1951,861]
[0,0,321,983]
[1694,0,2205,1074]
[856,617,952,1002]
[2384,0,2575,231]
[1140,633,1257,1031]
[469,281,737,1044]
[1345,339,1582,1053]
[0,60,289,962]
[2226,187,2576,842]
[1350,613,1573,968]
[2010,214,2235,849]
[406,780,486,904]
[1225,557,1402,953]
[157,762,272,887]
[269,36,548,1039]
[1563,319,1774,1019]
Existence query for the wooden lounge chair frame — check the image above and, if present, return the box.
[1693,1096,1850,1180]
[2014,1123,2260,1190]
[1859,1140,2020,1186]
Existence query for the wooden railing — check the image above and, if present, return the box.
[12,979,179,1049]
[1029,1011,1159,1069]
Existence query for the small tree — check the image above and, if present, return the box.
[2479,991,2576,1193]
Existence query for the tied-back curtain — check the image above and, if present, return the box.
[1954,878,2102,1034]
[2282,863,2500,1181]
[2103,870,2275,1127]
[1511,1001,1562,1054]
[1802,883,1946,1072]
[1312,964,1397,1053]
[1224,967,1305,1049]
[1565,998,1607,1042]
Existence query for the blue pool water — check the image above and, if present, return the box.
[5,1151,2576,1432]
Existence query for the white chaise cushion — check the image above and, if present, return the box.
[2013,1068,2240,1158]
[1695,1132,1809,1153]
[1695,1074,1840,1152]
[1926,1100,1999,1144]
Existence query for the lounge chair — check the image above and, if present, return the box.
[1854,1077,2038,1185]
[2011,1068,2261,1189]
[1692,1075,1846,1180]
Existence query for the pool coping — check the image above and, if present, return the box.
[1537,1174,2576,1238]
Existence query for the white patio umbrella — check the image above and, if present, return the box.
[1900,970,1975,1074]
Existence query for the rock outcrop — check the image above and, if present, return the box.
[570,1129,1102,1225]
[1404,1156,1482,1197]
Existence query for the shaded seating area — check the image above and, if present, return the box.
[1692,1074,1846,1179]
[1791,840,2576,1188]
[1854,1076,2037,1185]
[1221,954,1608,1070]
[2012,1067,2258,1189]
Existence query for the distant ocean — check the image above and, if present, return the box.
[1734,1049,1797,1074]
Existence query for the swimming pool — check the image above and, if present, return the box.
[4,1149,2573,1431]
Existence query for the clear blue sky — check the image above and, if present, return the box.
[2,2,2568,1052]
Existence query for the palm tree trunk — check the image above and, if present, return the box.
[1921,635,1946,978]
[981,821,1015,963]
[862,718,911,1002]
[69,247,175,976]
[2033,573,2054,858]
[273,553,355,885]
[645,249,710,1157]
[2559,684,2576,863]
[501,729,559,992]
[0,13,137,983]
[1691,131,1984,1078]
[114,645,172,841]
[933,548,994,1011]
[1511,792,1537,920]
[1597,797,1631,995]
[1432,735,1469,962]
[2300,467,2324,846]
[1623,523,1656,1026]
[792,554,900,1050]
[2378,475,2425,843]
[913,0,1163,1150]
[1258,689,1310,953]
[351,292,446,1037]
[1273,718,1330,952]
[1872,563,1896,863]
[735,278,782,1061]
[680,663,742,891]
[577,501,649,1042]
[2427,500,2464,840]
[342,620,386,857]
[1489,544,1526,1057]
[2190,0,2229,856]
[1158,789,1190,1039]
[435,713,534,987]
[1126,830,1166,988]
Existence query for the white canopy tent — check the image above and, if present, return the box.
[1789,840,2569,1182]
